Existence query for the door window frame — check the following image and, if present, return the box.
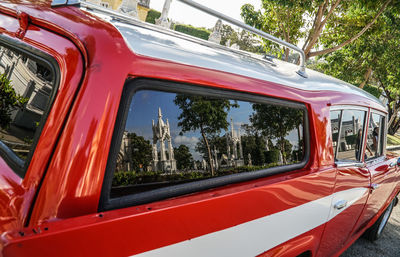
[330,105,369,167]
[0,35,60,178]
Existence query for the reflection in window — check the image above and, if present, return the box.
[0,45,55,161]
[336,110,366,161]
[330,110,341,158]
[366,113,384,160]
[111,90,305,197]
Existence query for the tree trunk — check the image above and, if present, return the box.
[200,126,214,176]
[359,67,372,88]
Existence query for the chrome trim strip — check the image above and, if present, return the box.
[335,161,365,168]
[330,105,370,112]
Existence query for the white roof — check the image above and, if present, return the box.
[108,19,383,108]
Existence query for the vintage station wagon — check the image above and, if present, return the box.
[0,0,399,256]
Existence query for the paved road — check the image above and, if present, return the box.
[341,204,400,257]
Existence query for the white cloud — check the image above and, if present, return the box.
[174,135,199,147]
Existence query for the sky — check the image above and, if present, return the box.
[149,0,262,29]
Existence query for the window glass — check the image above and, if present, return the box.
[0,45,55,162]
[330,110,341,158]
[111,90,305,198]
[336,109,366,161]
[366,113,385,160]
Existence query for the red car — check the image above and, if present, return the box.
[0,1,399,256]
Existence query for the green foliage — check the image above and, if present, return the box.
[241,133,266,166]
[174,95,238,175]
[174,95,238,136]
[387,134,400,146]
[173,24,211,40]
[112,171,210,186]
[126,133,152,171]
[174,144,193,170]
[250,104,303,163]
[240,0,395,60]
[265,150,280,163]
[363,84,382,99]
[0,73,28,129]
[145,9,161,24]
[315,5,400,134]
[112,164,281,187]
[219,24,263,54]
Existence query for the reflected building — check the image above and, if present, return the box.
[151,107,176,173]
[223,118,244,168]
[0,46,54,158]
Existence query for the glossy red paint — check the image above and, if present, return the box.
[0,1,399,257]
[0,10,83,233]
[2,168,337,257]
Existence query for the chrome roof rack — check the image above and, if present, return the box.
[79,0,307,78]
[51,0,80,7]
[177,0,307,78]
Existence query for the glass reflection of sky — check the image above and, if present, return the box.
[126,90,300,160]
[125,90,252,159]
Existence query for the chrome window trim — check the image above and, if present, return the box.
[332,108,368,162]
[367,111,387,159]
[330,105,369,112]
[335,161,366,168]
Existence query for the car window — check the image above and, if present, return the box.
[107,85,307,203]
[330,110,341,159]
[366,113,385,160]
[0,44,56,174]
[336,109,366,162]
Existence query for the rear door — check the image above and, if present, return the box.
[317,107,370,257]
[356,111,397,229]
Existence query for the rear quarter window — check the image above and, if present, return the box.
[0,42,58,176]
[100,79,309,210]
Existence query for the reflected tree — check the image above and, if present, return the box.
[174,95,238,176]
[127,133,152,171]
[250,104,303,164]
[0,73,28,129]
[174,144,193,170]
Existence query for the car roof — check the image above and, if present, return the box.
[0,0,385,109]
[110,19,384,108]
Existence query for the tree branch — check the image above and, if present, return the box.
[308,0,392,58]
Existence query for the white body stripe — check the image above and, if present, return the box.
[132,188,368,257]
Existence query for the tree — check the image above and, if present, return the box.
[314,6,400,134]
[250,104,303,164]
[220,24,263,54]
[145,9,161,24]
[127,133,152,171]
[174,95,238,176]
[0,73,27,129]
[240,0,394,60]
[174,144,193,170]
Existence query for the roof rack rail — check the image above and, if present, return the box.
[51,0,80,7]
[79,0,307,78]
[177,0,307,78]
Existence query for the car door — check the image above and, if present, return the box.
[355,111,397,231]
[317,107,370,257]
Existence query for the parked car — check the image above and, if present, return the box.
[0,0,399,257]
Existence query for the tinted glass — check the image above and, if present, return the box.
[366,113,384,159]
[336,109,366,161]
[111,90,305,198]
[0,45,55,162]
[330,110,341,158]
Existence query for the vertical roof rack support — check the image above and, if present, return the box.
[177,0,307,78]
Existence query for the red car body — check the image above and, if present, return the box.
[0,1,399,257]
